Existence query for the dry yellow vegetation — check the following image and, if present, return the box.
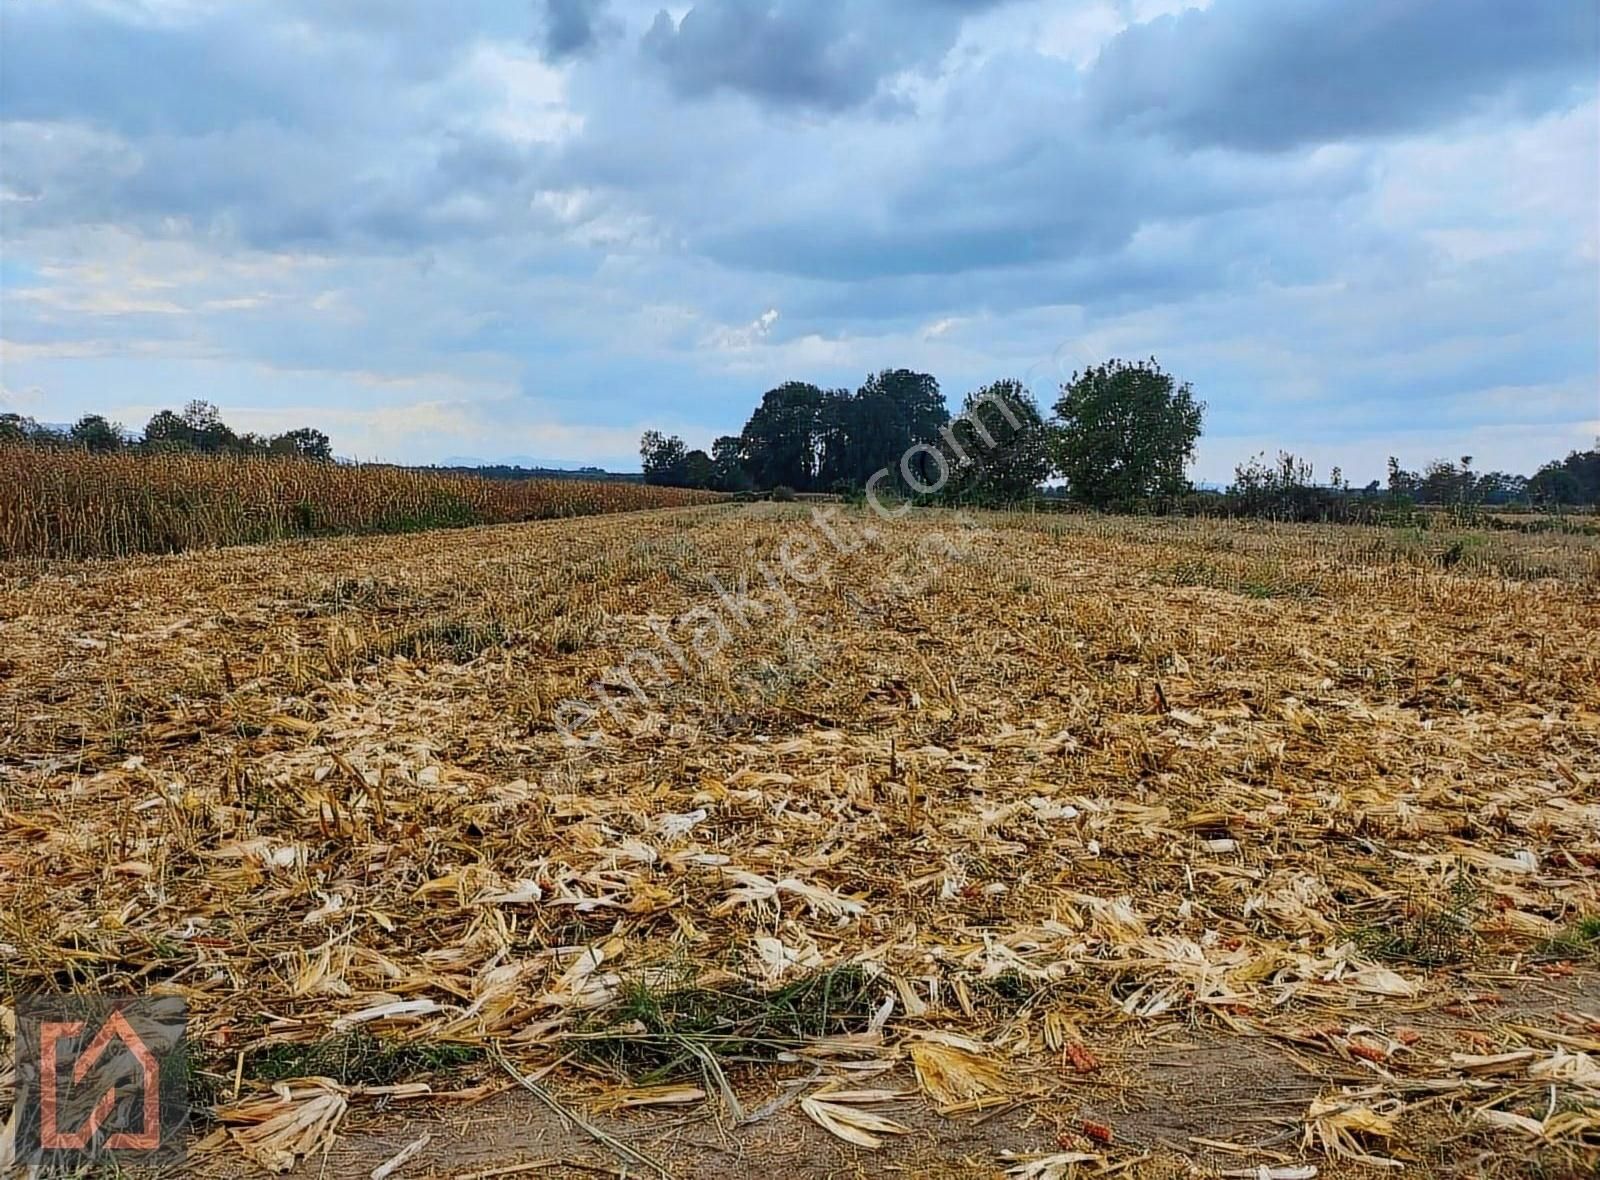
[1,504,1597,1176]
[0,444,724,560]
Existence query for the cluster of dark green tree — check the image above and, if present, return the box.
[641,359,1207,508]
[643,358,1598,514]
[1525,447,1600,505]
[1,401,333,461]
[640,370,950,494]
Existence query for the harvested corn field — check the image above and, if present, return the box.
[2,504,1598,1178]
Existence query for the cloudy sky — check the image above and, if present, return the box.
[1,0,1596,479]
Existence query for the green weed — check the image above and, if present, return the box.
[1353,869,1482,966]
[243,1029,483,1087]
[1537,915,1600,963]
[379,616,508,663]
[569,964,878,1083]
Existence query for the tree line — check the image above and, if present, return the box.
[7,378,1593,516]
[640,359,1599,514]
[1389,451,1600,508]
[642,359,1207,506]
[1219,446,1600,521]
[1,401,333,461]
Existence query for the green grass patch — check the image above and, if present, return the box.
[243,1029,484,1087]
[966,969,1055,1008]
[1163,557,1322,599]
[1537,915,1600,963]
[569,964,879,1083]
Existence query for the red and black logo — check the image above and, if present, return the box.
[13,995,188,1167]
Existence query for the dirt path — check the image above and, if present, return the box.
[196,1040,1311,1180]
[185,973,1600,1180]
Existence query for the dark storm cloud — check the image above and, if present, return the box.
[1087,0,1599,150]
[0,113,551,252]
[0,1,561,250]
[0,1,532,136]
[640,0,1009,110]
[1,0,1595,480]
[538,0,615,60]
[660,44,1367,283]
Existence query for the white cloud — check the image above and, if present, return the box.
[704,307,779,352]
[457,41,583,145]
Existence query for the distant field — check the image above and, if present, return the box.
[0,445,725,560]
[1,505,1596,1177]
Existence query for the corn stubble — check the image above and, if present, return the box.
[0,504,1598,1175]
[0,444,723,560]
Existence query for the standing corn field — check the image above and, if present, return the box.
[0,446,725,560]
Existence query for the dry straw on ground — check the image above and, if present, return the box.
[1,504,1597,1175]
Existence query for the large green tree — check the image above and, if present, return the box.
[943,380,1052,503]
[70,414,124,453]
[740,381,829,490]
[1529,441,1600,506]
[182,400,238,452]
[710,435,752,492]
[681,448,715,489]
[143,409,192,449]
[639,430,690,485]
[1052,358,1204,506]
[142,400,237,452]
[269,426,334,462]
[1,413,41,444]
[814,388,859,489]
[661,369,946,494]
[852,368,947,489]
